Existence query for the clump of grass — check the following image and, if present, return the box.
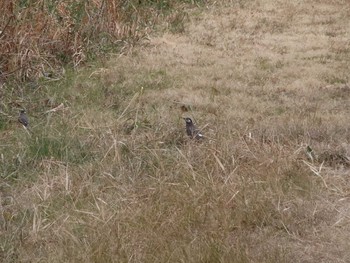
[0,0,206,83]
[28,135,93,163]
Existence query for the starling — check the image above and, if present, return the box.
[184,117,203,139]
[18,109,29,128]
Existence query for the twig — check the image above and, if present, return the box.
[0,15,14,38]
[302,160,327,188]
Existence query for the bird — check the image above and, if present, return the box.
[18,109,29,129]
[183,117,204,139]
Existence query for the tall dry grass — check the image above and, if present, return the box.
[0,0,203,83]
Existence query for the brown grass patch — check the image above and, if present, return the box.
[0,0,203,83]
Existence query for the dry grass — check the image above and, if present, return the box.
[0,0,202,83]
[1,0,350,262]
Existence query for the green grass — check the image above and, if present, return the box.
[28,135,93,163]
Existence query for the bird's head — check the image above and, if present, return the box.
[20,109,26,114]
[183,117,193,124]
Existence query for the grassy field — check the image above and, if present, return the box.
[1,0,350,262]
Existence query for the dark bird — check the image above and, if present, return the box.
[18,109,29,128]
[183,117,204,139]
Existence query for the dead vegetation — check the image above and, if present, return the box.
[1,0,350,262]
[0,0,201,83]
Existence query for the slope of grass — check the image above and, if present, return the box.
[1,0,350,262]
